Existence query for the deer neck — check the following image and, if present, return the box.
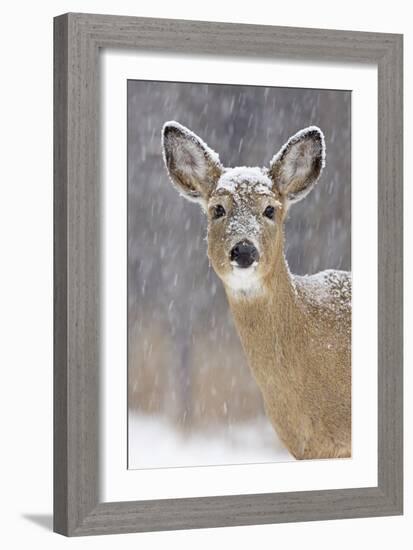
[224,230,300,383]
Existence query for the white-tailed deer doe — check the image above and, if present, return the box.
[162,121,351,460]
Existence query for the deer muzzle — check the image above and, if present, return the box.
[230,240,260,269]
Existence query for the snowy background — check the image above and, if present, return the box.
[127,80,351,469]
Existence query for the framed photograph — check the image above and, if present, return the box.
[54,13,403,536]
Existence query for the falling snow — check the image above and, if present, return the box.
[127,80,351,469]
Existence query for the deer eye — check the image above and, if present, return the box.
[263,205,275,220]
[212,204,226,219]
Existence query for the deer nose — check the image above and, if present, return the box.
[230,240,259,268]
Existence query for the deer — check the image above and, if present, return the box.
[161,121,351,460]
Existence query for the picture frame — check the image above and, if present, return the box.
[53,12,403,536]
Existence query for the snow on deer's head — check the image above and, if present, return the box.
[162,121,325,295]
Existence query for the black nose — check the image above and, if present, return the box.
[230,240,259,268]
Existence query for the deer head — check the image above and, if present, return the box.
[162,122,325,295]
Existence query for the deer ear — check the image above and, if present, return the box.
[269,127,325,204]
[162,121,223,206]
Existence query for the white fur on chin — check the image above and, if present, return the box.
[224,265,263,297]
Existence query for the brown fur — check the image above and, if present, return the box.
[225,220,351,459]
[162,122,351,459]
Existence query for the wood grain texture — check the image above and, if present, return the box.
[377,33,403,507]
[53,14,68,535]
[53,13,403,536]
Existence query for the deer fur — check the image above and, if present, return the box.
[161,121,351,460]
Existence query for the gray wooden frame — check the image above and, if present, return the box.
[54,12,403,536]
